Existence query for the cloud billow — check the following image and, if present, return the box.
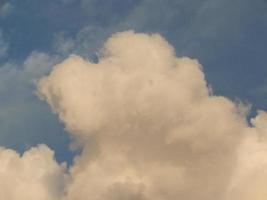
[0,31,267,199]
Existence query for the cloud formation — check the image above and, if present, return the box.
[0,145,67,200]
[1,31,267,199]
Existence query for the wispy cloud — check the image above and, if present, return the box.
[0,2,13,18]
[0,30,8,58]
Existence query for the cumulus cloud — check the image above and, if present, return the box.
[34,31,267,200]
[0,145,67,200]
[0,31,267,199]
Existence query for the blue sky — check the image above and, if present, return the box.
[0,0,267,163]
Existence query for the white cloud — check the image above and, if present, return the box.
[36,31,267,200]
[0,145,68,200]
[0,30,267,200]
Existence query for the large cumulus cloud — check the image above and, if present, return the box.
[1,31,267,199]
[35,31,267,199]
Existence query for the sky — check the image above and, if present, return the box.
[1,0,267,199]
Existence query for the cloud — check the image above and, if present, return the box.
[53,0,262,65]
[1,30,267,200]
[0,144,68,200]
[0,30,8,58]
[224,111,267,199]
[80,0,140,25]
[0,2,13,18]
[35,31,267,200]
[52,26,111,60]
[53,32,75,57]
[0,51,75,165]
